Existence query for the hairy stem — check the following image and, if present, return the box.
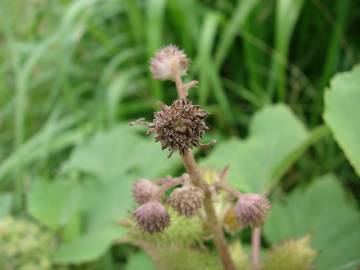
[173,70,236,270]
[215,181,242,199]
[174,71,187,99]
[181,150,236,270]
[251,227,261,270]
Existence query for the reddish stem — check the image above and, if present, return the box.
[173,65,236,270]
[215,181,242,199]
[174,71,187,99]
[251,227,261,270]
[181,151,236,270]
[154,177,184,200]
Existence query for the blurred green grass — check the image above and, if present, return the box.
[1,0,359,194]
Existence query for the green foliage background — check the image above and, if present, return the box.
[0,0,359,269]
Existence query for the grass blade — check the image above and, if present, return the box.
[268,0,305,102]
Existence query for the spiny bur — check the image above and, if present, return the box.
[150,45,190,81]
[134,200,170,233]
[132,179,159,204]
[262,236,317,270]
[168,185,204,217]
[148,98,208,155]
[235,193,270,228]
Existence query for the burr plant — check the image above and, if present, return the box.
[129,45,276,270]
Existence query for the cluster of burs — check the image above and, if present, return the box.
[0,216,66,270]
[131,45,270,234]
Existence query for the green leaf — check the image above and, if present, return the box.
[51,178,132,264]
[201,104,308,192]
[28,179,82,230]
[324,65,360,177]
[125,252,156,270]
[54,123,180,263]
[0,193,12,218]
[54,226,125,264]
[82,176,133,232]
[63,124,179,180]
[264,175,360,270]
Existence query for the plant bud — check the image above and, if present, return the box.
[148,98,208,155]
[134,201,170,233]
[235,194,270,228]
[263,236,317,270]
[168,186,204,217]
[150,45,190,81]
[132,179,159,204]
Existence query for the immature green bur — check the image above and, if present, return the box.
[262,236,317,270]
[127,208,222,270]
[127,207,252,270]
[0,216,67,270]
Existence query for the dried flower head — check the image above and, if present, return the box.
[150,45,190,81]
[132,179,159,204]
[134,201,170,233]
[148,98,208,155]
[235,194,270,228]
[168,185,204,216]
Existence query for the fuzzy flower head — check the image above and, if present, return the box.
[132,179,159,205]
[235,194,270,228]
[134,201,170,233]
[148,98,208,155]
[168,185,204,216]
[150,45,190,81]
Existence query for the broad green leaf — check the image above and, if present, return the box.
[0,193,12,218]
[324,65,360,177]
[264,175,360,270]
[81,176,133,232]
[55,123,180,263]
[54,226,125,264]
[125,252,156,270]
[63,124,180,180]
[201,104,308,192]
[28,179,82,229]
[48,177,132,263]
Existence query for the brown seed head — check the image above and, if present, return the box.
[168,185,204,216]
[235,194,270,228]
[132,179,159,204]
[150,45,190,81]
[148,98,208,155]
[134,201,170,233]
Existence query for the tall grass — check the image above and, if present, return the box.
[0,0,359,204]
